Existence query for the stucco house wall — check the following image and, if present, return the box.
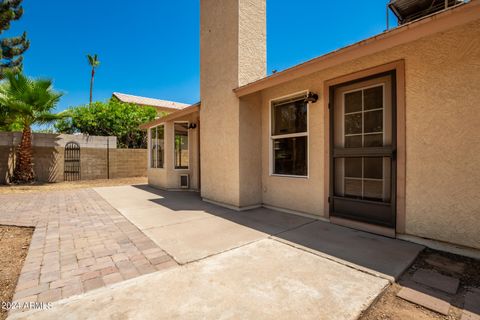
[239,93,263,207]
[255,18,480,249]
[144,1,479,250]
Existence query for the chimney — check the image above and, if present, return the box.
[199,0,266,206]
[200,0,266,90]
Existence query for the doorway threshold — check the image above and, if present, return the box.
[330,216,395,238]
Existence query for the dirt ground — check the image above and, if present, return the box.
[360,248,480,320]
[0,177,147,194]
[0,226,33,320]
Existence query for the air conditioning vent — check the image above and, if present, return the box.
[180,174,189,189]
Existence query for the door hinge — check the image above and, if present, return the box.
[328,196,331,203]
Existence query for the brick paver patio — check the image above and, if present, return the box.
[0,189,177,306]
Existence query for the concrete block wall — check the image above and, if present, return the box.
[0,132,145,183]
[33,147,64,182]
[0,146,14,184]
[110,149,147,179]
[0,132,117,149]
[81,148,109,180]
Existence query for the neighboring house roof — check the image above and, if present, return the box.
[112,92,190,112]
[234,0,478,97]
[140,102,201,129]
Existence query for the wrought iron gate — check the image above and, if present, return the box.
[64,142,81,181]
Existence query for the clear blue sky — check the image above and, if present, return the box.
[4,0,397,113]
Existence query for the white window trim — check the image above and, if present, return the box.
[149,124,165,170]
[173,121,190,171]
[269,90,310,179]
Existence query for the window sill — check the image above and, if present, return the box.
[269,174,309,179]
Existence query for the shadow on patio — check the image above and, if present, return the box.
[129,184,424,281]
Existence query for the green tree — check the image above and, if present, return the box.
[0,97,11,129]
[0,105,22,131]
[0,72,65,183]
[86,53,100,106]
[0,0,29,78]
[0,85,22,131]
[55,99,158,148]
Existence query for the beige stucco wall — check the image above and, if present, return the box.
[259,88,325,216]
[239,93,263,206]
[194,0,479,248]
[254,19,480,249]
[199,0,266,207]
[148,112,200,191]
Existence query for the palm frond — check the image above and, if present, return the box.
[87,53,100,68]
[87,54,93,65]
[0,71,63,127]
[35,111,68,125]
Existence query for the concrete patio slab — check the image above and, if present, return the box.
[143,216,268,264]
[217,207,314,235]
[94,186,233,230]
[96,185,422,278]
[8,239,389,320]
[95,185,314,264]
[112,206,211,230]
[273,220,424,281]
[95,185,231,214]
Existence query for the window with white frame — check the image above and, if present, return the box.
[174,122,189,169]
[150,125,164,168]
[271,95,308,176]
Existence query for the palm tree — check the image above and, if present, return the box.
[0,72,65,183]
[87,54,100,106]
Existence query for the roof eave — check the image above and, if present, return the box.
[112,92,189,111]
[139,103,201,130]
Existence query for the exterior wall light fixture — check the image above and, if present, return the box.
[188,123,197,129]
[304,92,319,103]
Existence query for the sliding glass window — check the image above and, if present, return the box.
[174,122,189,169]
